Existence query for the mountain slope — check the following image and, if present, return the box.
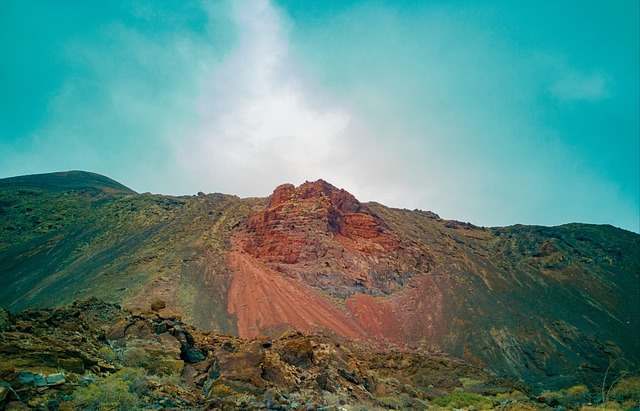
[0,171,251,334]
[1,172,638,389]
[0,170,136,195]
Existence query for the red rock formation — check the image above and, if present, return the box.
[237,180,426,298]
[227,180,437,343]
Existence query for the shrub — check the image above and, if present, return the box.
[122,347,150,368]
[74,368,149,410]
[432,391,492,409]
[97,347,118,363]
[209,383,239,398]
[567,385,589,396]
[495,390,527,402]
[541,385,591,406]
[610,376,640,399]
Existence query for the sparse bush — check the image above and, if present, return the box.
[209,383,239,398]
[610,376,640,400]
[74,368,150,410]
[495,390,527,402]
[122,347,150,368]
[97,347,118,363]
[376,396,403,409]
[150,372,182,388]
[432,391,492,409]
[541,384,591,407]
[567,385,589,396]
[580,405,624,411]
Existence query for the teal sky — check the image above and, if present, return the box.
[1,0,638,232]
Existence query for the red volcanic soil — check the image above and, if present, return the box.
[344,294,402,340]
[227,243,367,340]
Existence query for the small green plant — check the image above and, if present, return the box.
[541,385,591,408]
[74,368,150,410]
[495,390,527,402]
[149,373,182,388]
[567,385,589,396]
[609,375,640,403]
[97,347,118,363]
[432,391,492,409]
[209,383,239,398]
[122,347,150,368]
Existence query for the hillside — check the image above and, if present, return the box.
[1,171,638,393]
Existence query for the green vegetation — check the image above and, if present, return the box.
[97,347,118,364]
[431,391,493,409]
[74,368,149,411]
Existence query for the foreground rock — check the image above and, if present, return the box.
[2,299,638,410]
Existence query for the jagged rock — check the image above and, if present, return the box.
[157,307,180,320]
[106,319,128,340]
[78,375,98,386]
[46,373,65,386]
[184,348,206,363]
[2,298,607,410]
[237,180,425,299]
[278,336,314,369]
[207,341,266,395]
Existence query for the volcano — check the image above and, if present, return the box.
[1,171,638,389]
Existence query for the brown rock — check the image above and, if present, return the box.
[213,341,265,390]
[150,299,166,311]
[157,308,180,320]
[156,333,182,359]
[105,319,129,341]
[59,358,84,374]
[278,336,314,369]
[124,320,154,340]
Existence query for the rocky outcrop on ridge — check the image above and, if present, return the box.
[238,180,432,298]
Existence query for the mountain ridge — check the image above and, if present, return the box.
[1,171,638,391]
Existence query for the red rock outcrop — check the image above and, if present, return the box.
[227,180,437,343]
[237,180,429,298]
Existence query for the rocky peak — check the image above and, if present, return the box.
[249,180,378,241]
[244,180,395,260]
[266,179,361,215]
[236,180,427,299]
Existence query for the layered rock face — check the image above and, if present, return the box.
[237,180,431,298]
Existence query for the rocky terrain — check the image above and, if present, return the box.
[1,171,639,409]
[2,298,638,410]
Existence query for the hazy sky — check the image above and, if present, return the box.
[1,0,638,232]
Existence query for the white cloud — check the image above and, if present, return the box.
[180,0,353,196]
